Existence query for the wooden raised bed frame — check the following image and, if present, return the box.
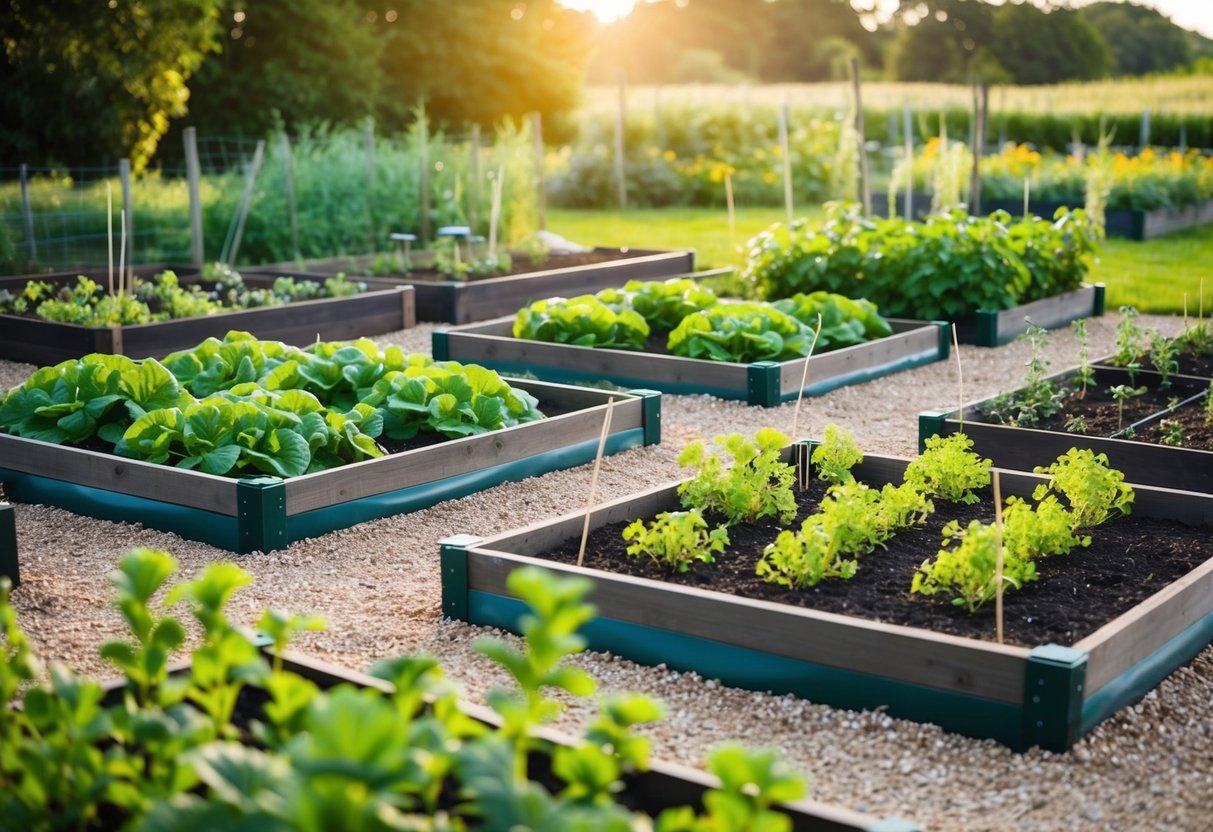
[918,367,1213,493]
[0,264,416,365]
[270,247,697,324]
[439,450,1213,752]
[955,283,1105,347]
[0,383,660,554]
[433,318,950,407]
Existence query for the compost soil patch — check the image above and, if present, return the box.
[545,481,1212,648]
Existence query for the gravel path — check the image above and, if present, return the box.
[3,313,1211,831]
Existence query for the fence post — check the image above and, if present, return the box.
[19,163,36,266]
[850,58,871,217]
[225,139,265,265]
[183,127,204,265]
[778,102,793,223]
[531,111,546,231]
[903,106,914,220]
[365,118,376,251]
[614,69,628,210]
[1139,109,1151,149]
[281,132,301,263]
[469,123,481,233]
[119,158,133,273]
[970,84,988,215]
[419,109,431,242]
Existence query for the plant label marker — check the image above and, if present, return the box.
[790,314,824,447]
[993,470,1005,645]
[577,397,615,568]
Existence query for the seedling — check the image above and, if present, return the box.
[1114,305,1146,385]
[1064,415,1090,434]
[810,423,863,484]
[1108,383,1146,432]
[981,322,1067,426]
[622,509,730,573]
[1148,331,1179,389]
[1156,419,1185,447]
[1032,447,1135,529]
[904,433,992,505]
[677,428,797,525]
[1072,318,1094,398]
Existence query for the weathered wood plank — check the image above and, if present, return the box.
[985,285,1102,342]
[0,433,238,514]
[467,547,1029,702]
[777,320,942,394]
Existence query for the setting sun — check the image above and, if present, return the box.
[556,0,637,23]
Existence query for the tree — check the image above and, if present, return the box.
[0,0,222,169]
[989,2,1110,85]
[182,0,384,139]
[371,0,594,132]
[1079,2,1193,77]
[886,0,999,82]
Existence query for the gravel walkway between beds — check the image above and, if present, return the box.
[3,313,1211,831]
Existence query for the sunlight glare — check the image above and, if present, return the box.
[557,0,637,23]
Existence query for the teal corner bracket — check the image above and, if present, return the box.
[0,503,17,588]
[931,320,952,359]
[973,309,998,348]
[746,361,781,407]
[431,328,450,361]
[916,410,953,453]
[1022,644,1088,751]
[627,389,663,446]
[794,439,815,490]
[1092,283,1107,317]
[439,535,481,621]
[236,476,287,554]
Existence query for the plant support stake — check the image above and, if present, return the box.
[488,165,504,261]
[993,470,1005,645]
[953,324,964,432]
[790,314,824,445]
[106,182,114,297]
[725,171,736,251]
[577,398,615,568]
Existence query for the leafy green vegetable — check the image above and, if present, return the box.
[677,428,796,525]
[904,433,992,505]
[623,509,730,573]
[811,423,864,484]
[910,519,1039,613]
[667,302,811,363]
[513,294,650,350]
[1032,448,1135,528]
[614,277,719,330]
[771,291,892,352]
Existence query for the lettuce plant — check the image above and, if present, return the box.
[903,433,992,505]
[615,277,718,330]
[810,423,864,484]
[1032,448,1135,529]
[668,302,811,363]
[622,509,730,573]
[771,291,892,352]
[677,428,796,525]
[513,294,650,350]
[910,519,1039,613]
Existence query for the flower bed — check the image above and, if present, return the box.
[439,446,1213,751]
[0,263,415,364]
[270,247,696,323]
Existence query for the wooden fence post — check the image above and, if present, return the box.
[850,58,871,217]
[281,132,301,263]
[469,123,481,233]
[365,118,377,251]
[970,84,988,214]
[224,140,265,265]
[531,111,546,231]
[614,69,628,210]
[183,127,204,265]
[19,163,36,266]
[119,158,133,272]
[778,102,793,223]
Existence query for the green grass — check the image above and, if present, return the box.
[547,206,1211,315]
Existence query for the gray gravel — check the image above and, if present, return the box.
[4,313,1212,831]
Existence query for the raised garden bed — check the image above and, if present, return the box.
[920,366,1213,493]
[439,449,1213,751]
[0,264,416,365]
[954,283,1105,347]
[873,193,1213,240]
[0,381,660,554]
[271,247,696,323]
[434,317,949,407]
[0,503,15,587]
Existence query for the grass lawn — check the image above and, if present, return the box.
[546,206,1213,315]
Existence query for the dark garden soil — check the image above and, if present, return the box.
[544,481,1213,648]
[378,250,642,282]
[1031,382,1193,437]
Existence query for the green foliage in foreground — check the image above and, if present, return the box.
[0,331,543,478]
[0,551,807,829]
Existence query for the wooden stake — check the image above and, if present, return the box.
[725,171,736,251]
[993,470,1005,645]
[779,101,793,224]
[577,398,615,568]
[488,165,504,261]
[790,314,824,444]
[1023,176,1030,219]
[953,324,964,431]
[118,198,126,297]
[106,182,114,297]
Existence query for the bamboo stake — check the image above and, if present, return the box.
[577,398,615,568]
[1023,176,1030,219]
[106,183,114,297]
[993,471,1005,645]
[488,165,504,261]
[953,324,964,432]
[790,314,824,444]
[118,199,126,297]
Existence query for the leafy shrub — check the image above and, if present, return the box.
[743,203,1098,320]
[0,552,807,829]
[622,509,730,573]
[677,428,797,525]
[667,302,811,363]
[513,294,651,350]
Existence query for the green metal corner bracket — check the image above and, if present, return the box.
[431,328,450,361]
[931,320,952,360]
[974,309,998,348]
[236,477,287,554]
[0,503,17,588]
[1022,644,1088,751]
[1092,283,1107,317]
[627,389,663,446]
[439,534,482,621]
[746,361,781,407]
[916,410,953,453]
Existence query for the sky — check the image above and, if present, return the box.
[557,0,1213,39]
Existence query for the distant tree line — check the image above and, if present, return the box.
[2,0,1210,171]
